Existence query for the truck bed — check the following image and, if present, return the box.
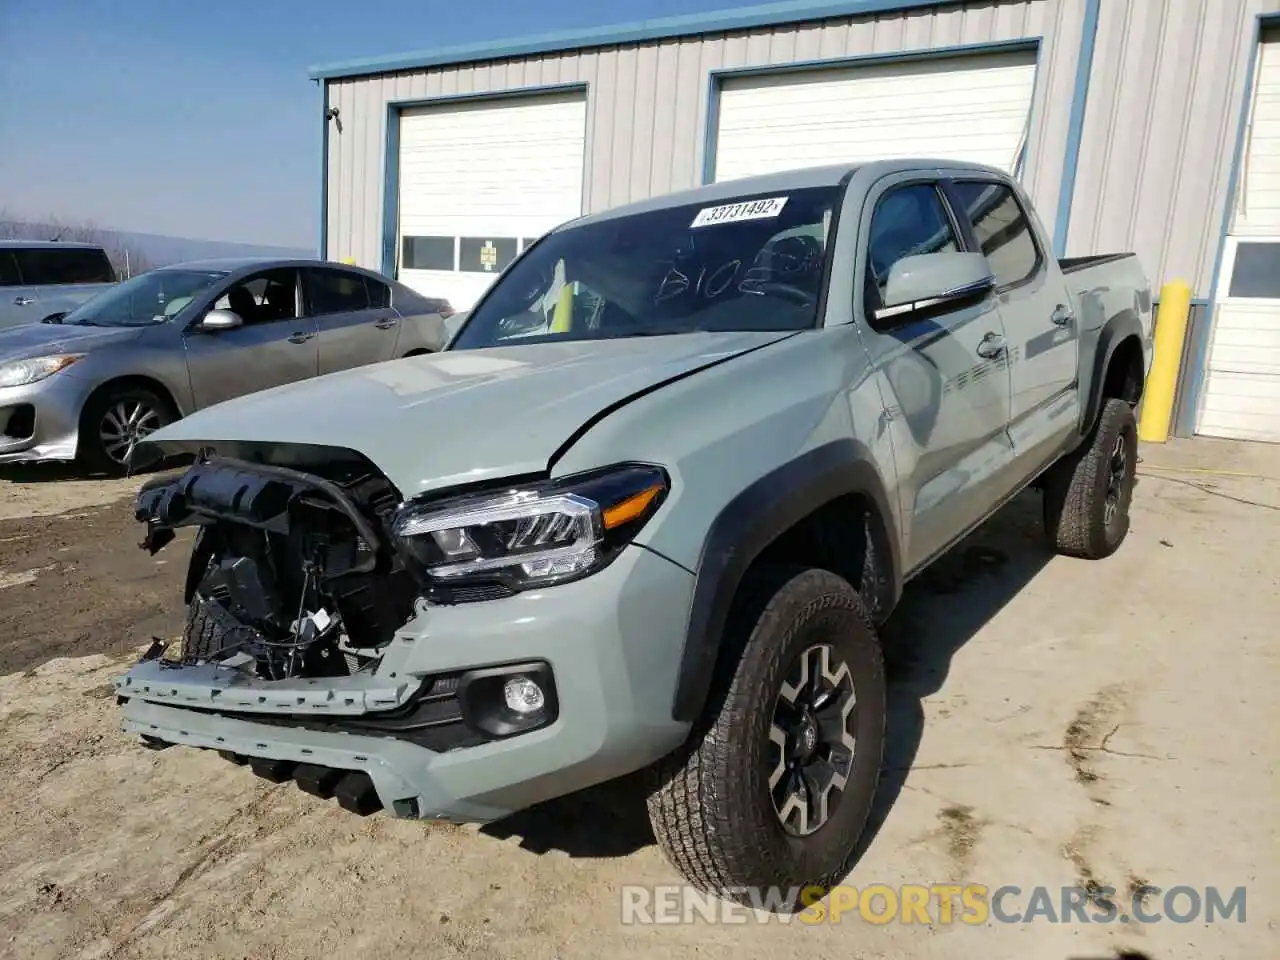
[1058,251,1154,379]
[1058,252,1138,275]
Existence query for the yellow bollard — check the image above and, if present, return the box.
[550,282,574,333]
[1137,279,1193,444]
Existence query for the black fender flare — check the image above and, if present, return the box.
[670,439,902,722]
[1080,307,1144,438]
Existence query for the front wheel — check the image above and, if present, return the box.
[78,385,173,476]
[646,566,886,907]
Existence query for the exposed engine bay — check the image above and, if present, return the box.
[136,453,419,681]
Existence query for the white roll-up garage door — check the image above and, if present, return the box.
[710,50,1038,183]
[1198,40,1280,443]
[396,92,587,311]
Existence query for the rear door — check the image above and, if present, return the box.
[946,178,1079,467]
[856,177,1015,570]
[303,267,400,374]
[183,268,319,409]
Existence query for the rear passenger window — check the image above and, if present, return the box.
[950,181,1040,289]
[365,278,391,309]
[305,269,371,315]
[865,183,959,310]
[13,247,115,285]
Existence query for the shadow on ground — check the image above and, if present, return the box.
[483,490,1057,862]
[0,462,99,484]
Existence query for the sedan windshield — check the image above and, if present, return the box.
[63,269,226,327]
[450,185,840,350]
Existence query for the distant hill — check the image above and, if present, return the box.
[106,229,316,266]
[0,220,315,274]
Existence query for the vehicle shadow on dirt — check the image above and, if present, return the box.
[0,459,187,484]
[0,462,95,483]
[851,489,1055,865]
[483,490,1057,862]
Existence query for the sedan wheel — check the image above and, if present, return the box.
[99,398,165,466]
[79,386,174,476]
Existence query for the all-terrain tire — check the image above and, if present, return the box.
[1042,398,1139,559]
[646,566,886,907]
[183,594,238,662]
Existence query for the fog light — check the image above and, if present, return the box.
[503,676,545,714]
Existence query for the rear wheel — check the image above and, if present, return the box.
[1043,398,1138,559]
[78,385,173,476]
[646,566,886,907]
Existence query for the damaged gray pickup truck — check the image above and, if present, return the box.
[115,159,1152,905]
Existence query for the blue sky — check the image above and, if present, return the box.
[0,0,739,249]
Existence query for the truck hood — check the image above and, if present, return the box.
[140,330,792,498]
[0,322,142,361]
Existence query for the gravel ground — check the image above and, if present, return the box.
[0,439,1276,960]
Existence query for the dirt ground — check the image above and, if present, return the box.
[0,440,1276,960]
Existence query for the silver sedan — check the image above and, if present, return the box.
[0,257,453,474]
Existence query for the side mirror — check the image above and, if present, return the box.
[874,252,995,325]
[198,308,244,331]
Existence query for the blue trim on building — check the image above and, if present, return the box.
[318,80,329,260]
[700,73,721,186]
[378,83,590,278]
[1052,0,1100,257]
[308,0,974,80]
[698,38,1041,185]
[381,101,400,277]
[1178,12,1280,438]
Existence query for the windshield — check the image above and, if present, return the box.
[62,269,225,327]
[450,186,840,349]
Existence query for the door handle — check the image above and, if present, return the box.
[976,332,1006,359]
[13,296,34,306]
[374,317,399,330]
[287,331,315,344]
[1051,303,1074,327]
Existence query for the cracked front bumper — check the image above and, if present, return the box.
[115,544,695,823]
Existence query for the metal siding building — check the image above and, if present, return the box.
[312,0,1280,441]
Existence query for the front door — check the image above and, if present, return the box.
[183,268,319,410]
[856,179,1015,571]
[946,178,1080,469]
[0,249,39,328]
[304,267,401,374]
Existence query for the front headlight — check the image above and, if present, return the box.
[392,463,669,595]
[0,355,84,389]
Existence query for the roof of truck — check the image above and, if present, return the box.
[565,158,1010,229]
[0,239,107,250]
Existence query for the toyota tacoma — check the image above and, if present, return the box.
[114,159,1152,906]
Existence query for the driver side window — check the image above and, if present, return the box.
[214,269,299,325]
[864,183,959,315]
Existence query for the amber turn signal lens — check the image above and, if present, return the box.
[602,484,664,530]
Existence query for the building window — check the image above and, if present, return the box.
[460,237,518,274]
[402,235,456,271]
[1227,242,1280,299]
